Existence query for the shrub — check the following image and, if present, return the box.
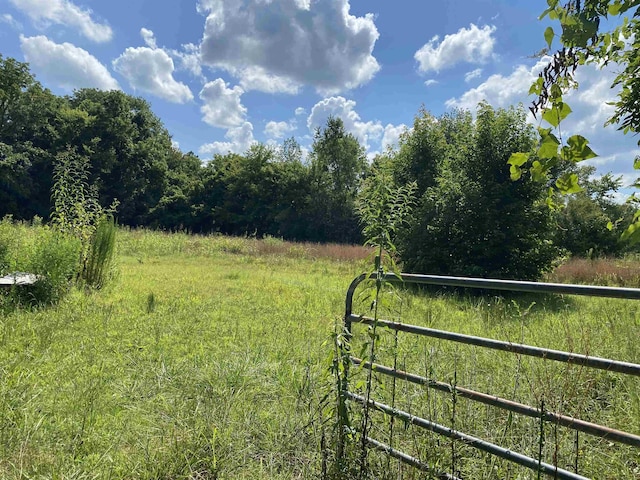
[0,223,82,307]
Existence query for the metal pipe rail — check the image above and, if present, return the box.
[348,315,640,376]
[365,436,460,480]
[343,272,640,478]
[351,357,640,447]
[348,392,590,480]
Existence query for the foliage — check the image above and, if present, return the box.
[555,166,637,256]
[50,147,118,289]
[395,104,558,280]
[308,116,368,244]
[0,218,81,307]
[357,159,416,264]
[82,215,117,289]
[512,0,640,242]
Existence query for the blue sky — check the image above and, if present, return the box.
[1,0,638,193]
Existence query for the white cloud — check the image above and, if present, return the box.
[295,107,307,116]
[445,59,547,111]
[171,139,180,150]
[113,44,193,104]
[464,68,483,82]
[424,79,438,87]
[264,120,296,139]
[415,24,496,73]
[238,66,301,95]
[307,96,384,151]
[199,79,247,128]
[20,35,119,90]
[381,123,407,150]
[447,58,640,186]
[199,121,255,156]
[140,28,157,48]
[1,13,23,31]
[9,0,112,43]
[171,43,202,77]
[197,0,380,94]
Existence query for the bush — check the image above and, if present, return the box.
[393,105,558,280]
[24,227,82,304]
[0,219,81,307]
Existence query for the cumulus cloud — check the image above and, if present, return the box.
[113,33,194,104]
[264,120,297,139]
[307,96,384,151]
[199,121,255,156]
[381,123,407,150]
[424,79,438,87]
[140,27,157,48]
[295,107,307,116]
[20,35,119,90]
[171,43,202,77]
[415,24,496,73]
[197,0,380,94]
[199,79,247,128]
[445,59,547,111]
[464,68,483,82]
[238,66,301,94]
[9,0,112,42]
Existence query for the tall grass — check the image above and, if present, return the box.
[81,215,117,289]
[547,256,640,287]
[117,227,371,263]
[0,227,638,478]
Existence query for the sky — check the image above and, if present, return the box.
[0,0,638,194]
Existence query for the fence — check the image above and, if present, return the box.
[342,273,640,479]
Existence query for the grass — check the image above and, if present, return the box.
[0,227,639,478]
[547,255,640,287]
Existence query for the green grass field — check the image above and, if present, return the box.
[1,228,639,479]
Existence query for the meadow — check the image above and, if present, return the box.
[1,227,639,479]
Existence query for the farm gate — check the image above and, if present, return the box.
[342,273,640,479]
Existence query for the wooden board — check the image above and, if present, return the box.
[0,272,41,289]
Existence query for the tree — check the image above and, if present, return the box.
[555,166,636,255]
[0,56,64,219]
[307,116,367,243]
[67,89,173,226]
[395,105,558,280]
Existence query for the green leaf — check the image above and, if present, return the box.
[528,77,544,96]
[620,218,640,245]
[531,160,548,183]
[510,165,523,181]
[542,102,572,127]
[544,26,555,49]
[634,157,640,170]
[556,173,582,194]
[608,2,622,15]
[560,14,599,48]
[538,132,560,159]
[507,152,529,167]
[562,134,598,162]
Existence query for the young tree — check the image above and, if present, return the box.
[308,116,367,243]
[396,105,558,280]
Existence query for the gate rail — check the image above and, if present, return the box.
[343,273,640,480]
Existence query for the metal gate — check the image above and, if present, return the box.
[343,273,640,479]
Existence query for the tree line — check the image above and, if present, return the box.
[0,55,635,280]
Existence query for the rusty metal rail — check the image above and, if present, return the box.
[343,272,640,479]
